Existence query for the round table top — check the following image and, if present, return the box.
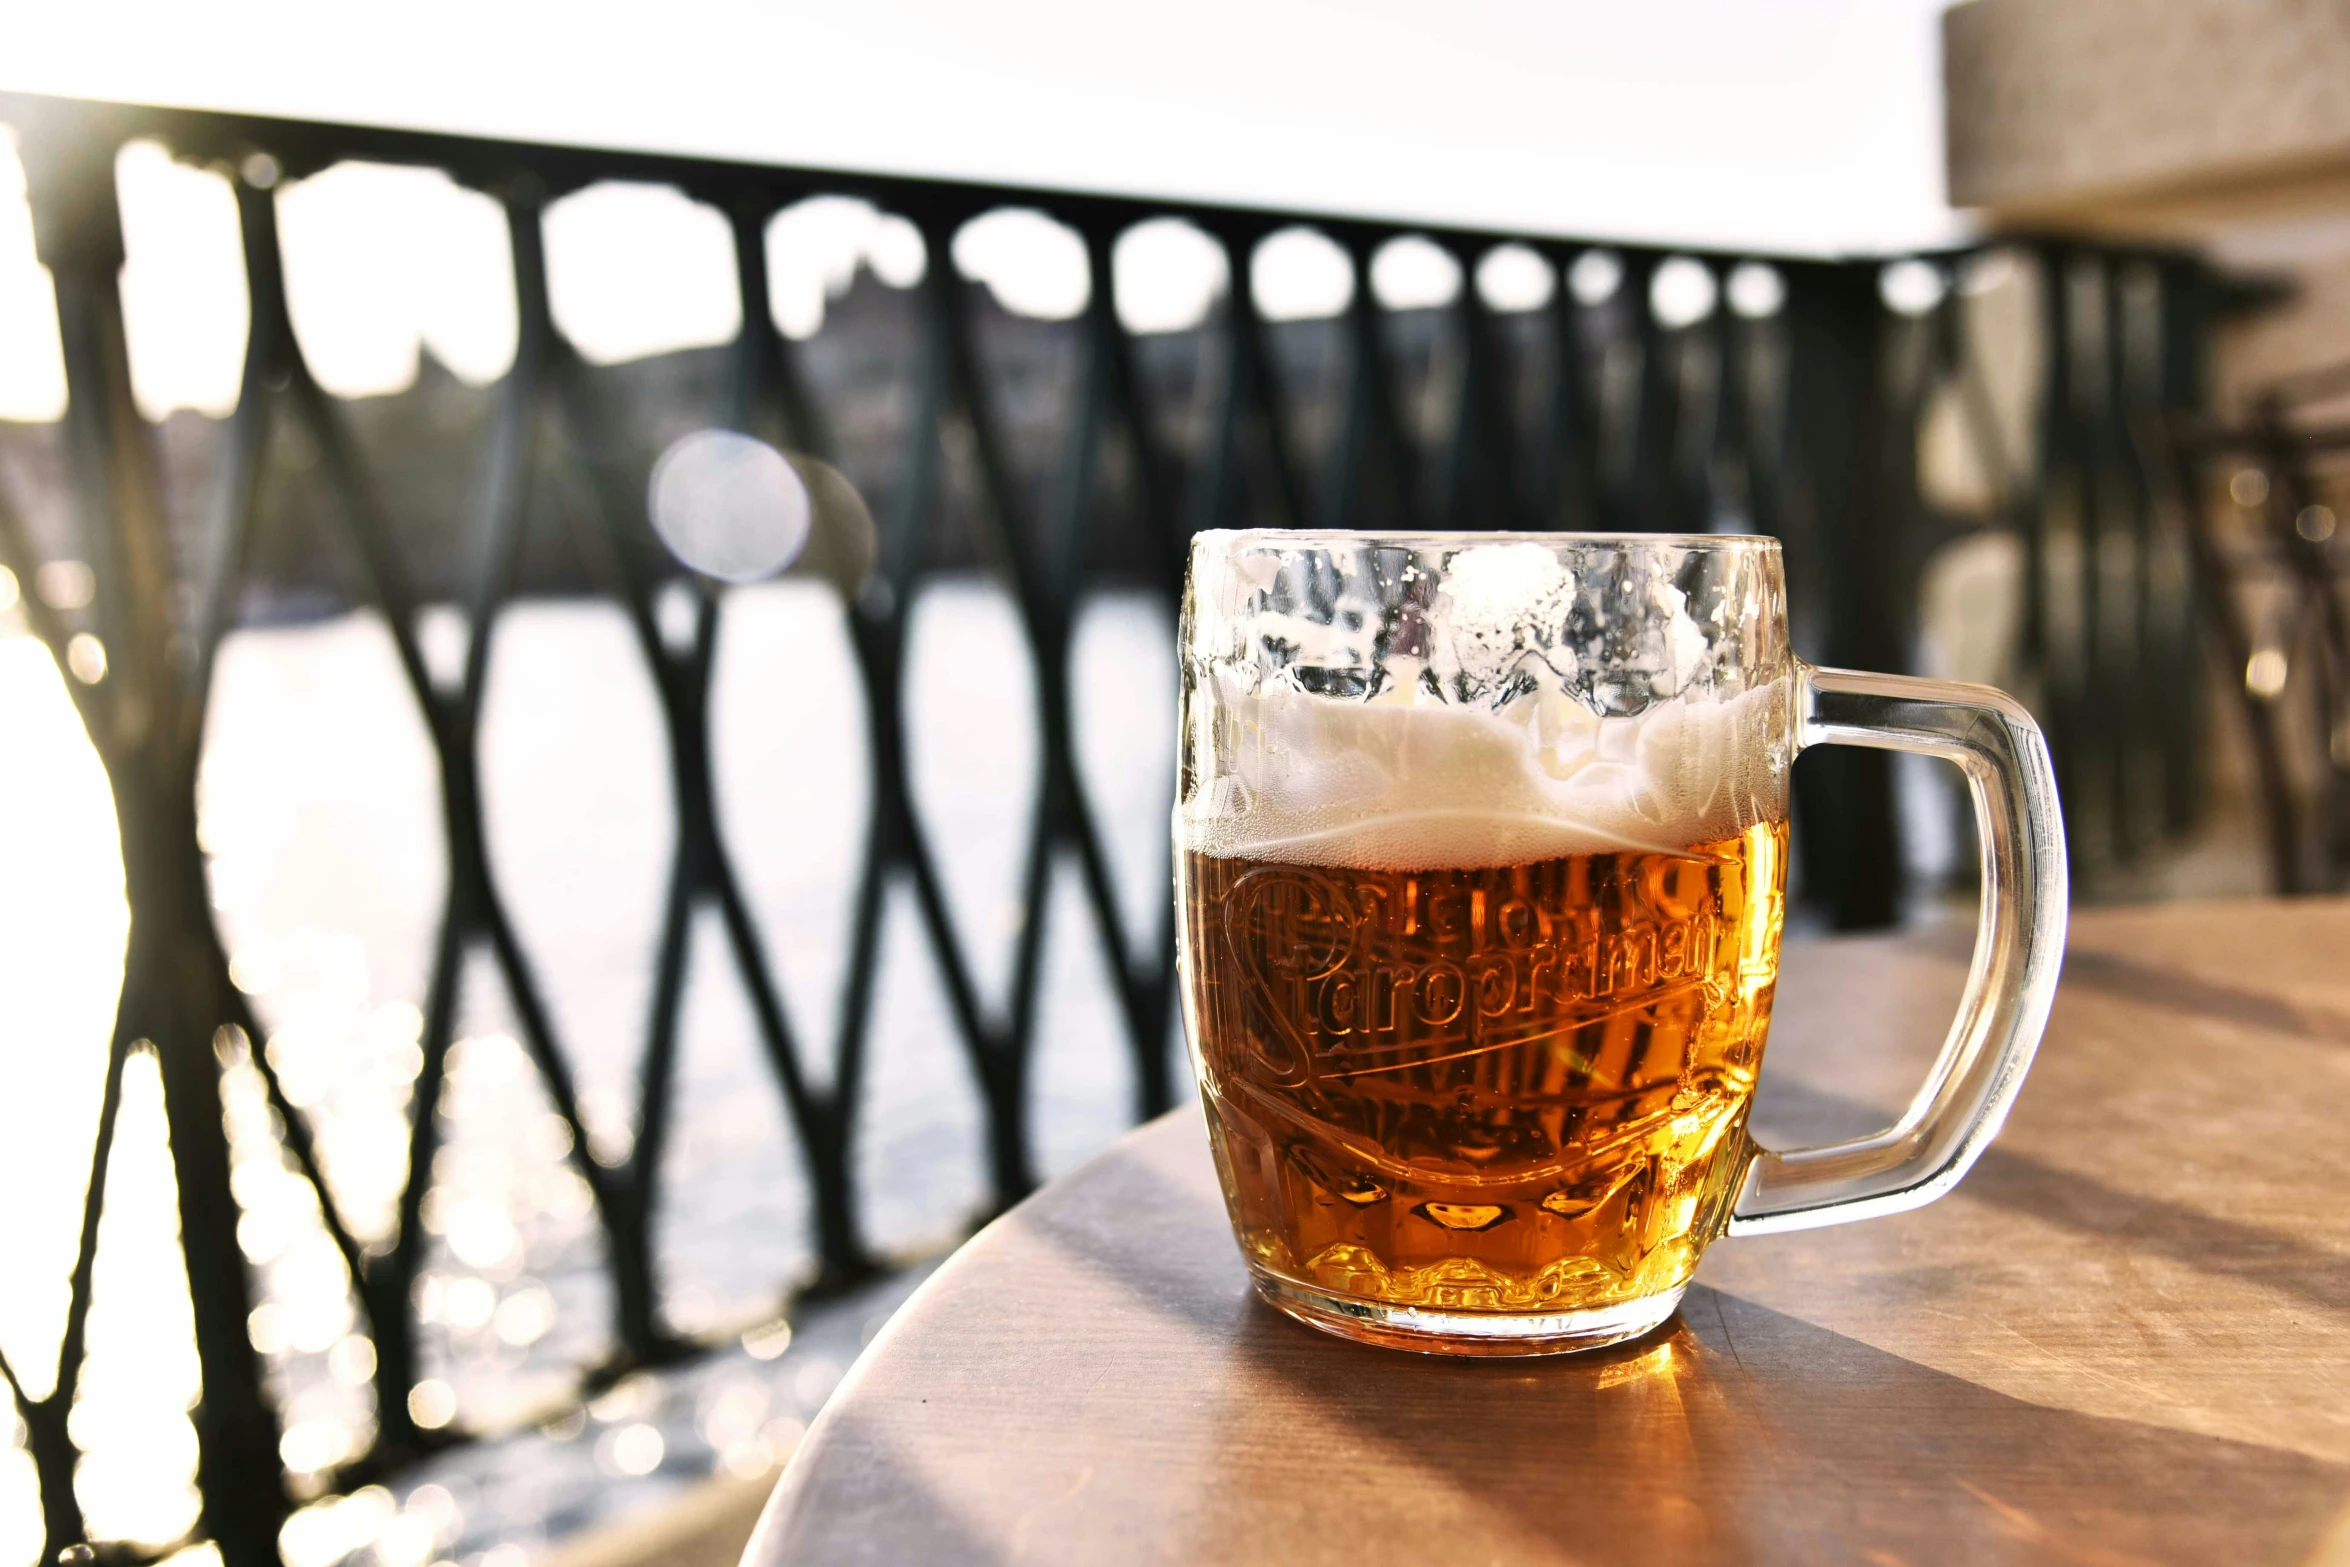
[747,899,2350,1566]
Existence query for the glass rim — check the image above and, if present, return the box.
[1194,528,1782,554]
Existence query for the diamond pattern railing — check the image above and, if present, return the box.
[0,90,2236,1565]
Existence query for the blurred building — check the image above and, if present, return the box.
[1947,0,2350,403]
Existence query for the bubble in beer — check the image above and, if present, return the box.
[649,429,811,583]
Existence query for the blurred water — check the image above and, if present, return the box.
[0,577,1178,1564]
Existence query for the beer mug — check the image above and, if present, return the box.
[1176,532,2065,1355]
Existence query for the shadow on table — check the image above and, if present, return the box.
[1185,1287,2348,1565]
[1756,1080,2350,1317]
[1016,1151,2350,1567]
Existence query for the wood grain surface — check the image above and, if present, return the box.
[747,900,2350,1566]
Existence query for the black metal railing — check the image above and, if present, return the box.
[0,90,2239,1566]
[2146,364,2350,894]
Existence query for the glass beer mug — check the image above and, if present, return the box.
[1176,532,2065,1355]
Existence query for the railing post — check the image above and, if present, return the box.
[2154,259,2210,837]
[1621,251,1677,533]
[1780,262,1904,929]
[17,106,291,1565]
[1537,246,1602,533]
[1439,238,1514,532]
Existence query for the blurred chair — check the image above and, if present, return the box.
[2144,373,2350,893]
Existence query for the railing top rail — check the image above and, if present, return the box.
[0,87,2174,273]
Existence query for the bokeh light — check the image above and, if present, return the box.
[648,430,813,584]
[1112,217,1226,335]
[1368,235,1461,311]
[1568,249,1623,307]
[1251,227,1353,322]
[1650,256,1719,329]
[1476,244,1555,314]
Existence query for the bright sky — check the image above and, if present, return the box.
[0,0,1965,421]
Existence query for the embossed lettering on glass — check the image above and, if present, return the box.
[1176,532,2067,1355]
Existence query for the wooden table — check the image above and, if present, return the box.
[747,900,2350,1565]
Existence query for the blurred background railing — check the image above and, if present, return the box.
[0,89,2266,1567]
[2143,374,2350,897]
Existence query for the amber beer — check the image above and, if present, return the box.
[1180,820,1787,1324]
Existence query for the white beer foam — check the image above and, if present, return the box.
[1185,677,1790,869]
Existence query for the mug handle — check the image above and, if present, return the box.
[1726,664,2069,1237]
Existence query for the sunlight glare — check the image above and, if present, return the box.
[952,208,1090,322]
[764,196,925,340]
[0,1409,37,1567]
[0,635,124,1402]
[1368,235,1461,311]
[0,132,67,422]
[544,181,741,366]
[116,141,246,420]
[1650,256,1719,329]
[278,162,517,396]
[1251,227,1352,322]
[1476,244,1555,314]
[71,1053,203,1548]
[1112,217,1226,335]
